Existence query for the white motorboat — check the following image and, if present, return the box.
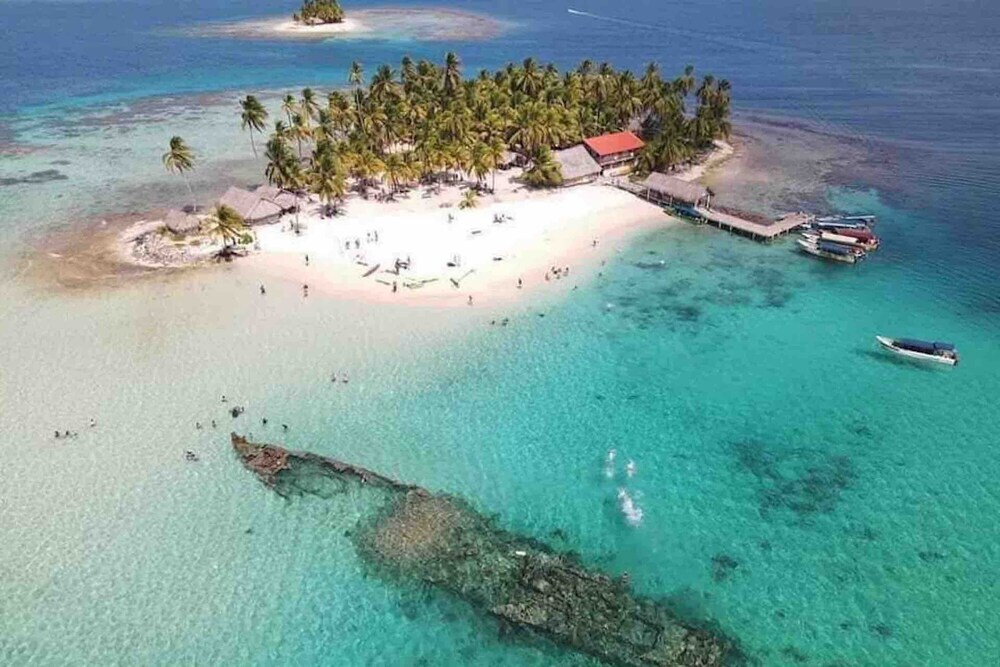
[797,238,864,264]
[876,336,959,366]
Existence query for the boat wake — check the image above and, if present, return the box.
[566,8,807,55]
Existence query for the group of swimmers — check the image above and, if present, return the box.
[53,417,97,439]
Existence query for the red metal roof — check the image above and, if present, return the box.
[583,131,645,157]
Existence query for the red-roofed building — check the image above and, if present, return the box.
[582,131,645,175]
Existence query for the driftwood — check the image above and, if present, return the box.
[231,435,736,666]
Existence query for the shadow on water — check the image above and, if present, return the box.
[853,348,946,373]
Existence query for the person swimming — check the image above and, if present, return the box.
[603,448,617,479]
[625,460,637,478]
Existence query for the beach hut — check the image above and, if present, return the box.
[553,145,602,186]
[163,209,200,235]
[217,186,283,225]
[642,173,711,207]
[253,184,299,212]
[583,131,645,175]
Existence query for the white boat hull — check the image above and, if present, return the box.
[876,336,958,366]
[797,239,860,264]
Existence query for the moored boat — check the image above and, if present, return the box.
[797,238,864,264]
[801,230,880,251]
[875,336,959,366]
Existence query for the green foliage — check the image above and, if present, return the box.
[240,54,731,208]
[458,189,478,209]
[523,147,563,188]
[294,0,345,25]
[206,205,252,247]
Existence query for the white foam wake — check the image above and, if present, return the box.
[617,488,643,527]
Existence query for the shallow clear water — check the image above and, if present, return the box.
[2,1,1000,665]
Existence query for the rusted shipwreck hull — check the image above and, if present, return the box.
[232,434,736,666]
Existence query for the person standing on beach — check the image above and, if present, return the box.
[517,278,523,289]
[303,284,309,297]
[305,254,309,266]
[468,295,473,306]
[259,284,266,295]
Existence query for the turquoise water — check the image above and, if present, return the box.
[3,1,1000,665]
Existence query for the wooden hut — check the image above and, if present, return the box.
[163,209,200,235]
[642,173,711,207]
[253,185,299,212]
[553,145,601,186]
[583,131,645,175]
[217,187,283,225]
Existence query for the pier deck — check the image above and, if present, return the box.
[607,177,812,241]
[694,207,812,241]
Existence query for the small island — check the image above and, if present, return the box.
[292,0,345,25]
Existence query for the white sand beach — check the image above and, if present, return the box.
[243,177,671,307]
[187,8,505,42]
[106,141,735,308]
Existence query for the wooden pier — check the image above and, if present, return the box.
[694,207,812,241]
[606,174,812,242]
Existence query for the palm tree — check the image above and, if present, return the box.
[281,95,298,126]
[290,112,311,159]
[459,189,478,209]
[443,52,462,96]
[469,141,492,190]
[205,204,251,250]
[382,152,409,194]
[523,146,562,188]
[310,155,348,216]
[162,136,196,211]
[239,95,268,158]
[264,134,295,188]
[300,88,320,122]
[485,137,506,192]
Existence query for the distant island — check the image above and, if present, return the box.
[293,0,345,25]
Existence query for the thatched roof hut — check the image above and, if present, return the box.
[642,173,710,206]
[218,186,283,225]
[163,209,200,235]
[253,185,299,211]
[553,145,601,186]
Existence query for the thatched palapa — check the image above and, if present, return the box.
[163,209,200,234]
[643,173,711,206]
[553,145,601,186]
[217,186,284,225]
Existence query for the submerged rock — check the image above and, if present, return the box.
[232,434,737,666]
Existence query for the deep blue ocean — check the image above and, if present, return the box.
[2,1,999,665]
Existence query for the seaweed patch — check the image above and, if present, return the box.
[733,440,855,521]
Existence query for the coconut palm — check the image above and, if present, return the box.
[469,141,492,190]
[300,88,320,122]
[239,95,269,157]
[162,136,196,211]
[205,204,251,250]
[382,152,409,194]
[523,146,562,188]
[290,112,312,159]
[459,189,478,209]
[281,95,298,126]
[264,134,295,188]
[443,52,462,96]
[485,137,506,192]
[310,155,348,216]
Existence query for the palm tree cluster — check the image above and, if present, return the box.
[293,0,345,25]
[249,54,731,206]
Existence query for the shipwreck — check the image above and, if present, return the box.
[232,434,737,666]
